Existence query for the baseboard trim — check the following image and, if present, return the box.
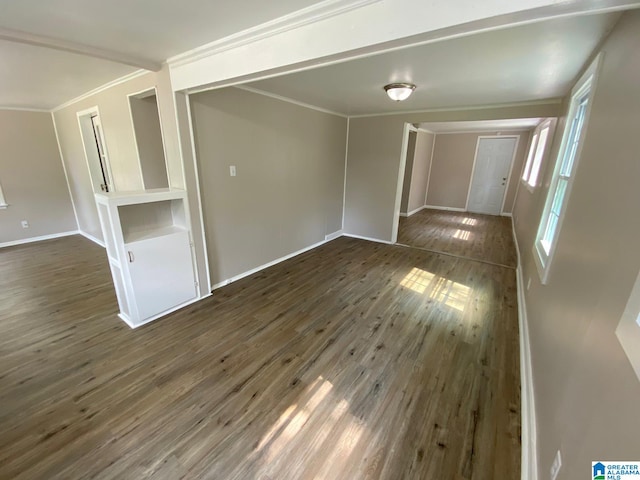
[119,292,213,329]
[501,212,513,217]
[342,233,394,245]
[212,237,337,290]
[401,205,428,217]
[0,230,79,248]
[325,229,344,241]
[424,205,466,212]
[511,217,538,480]
[79,230,106,248]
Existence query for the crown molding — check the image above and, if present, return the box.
[0,26,161,71]
[347,98,563,119]
[0,106,50,113]
[52,69,148,112]
[167,0,381,68]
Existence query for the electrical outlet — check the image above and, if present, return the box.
[21,220,29,229]
[229,165,236,177]
[527,277,532,291]
[550,450,562,480]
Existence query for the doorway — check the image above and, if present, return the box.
[128,88,170,190]
[466,136,518,215]
[77,107,114,193]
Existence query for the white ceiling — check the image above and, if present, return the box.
[420,118,542,133]
[246,13,621,115]
[0,0,322,63]
[0,40,137,110]
[0,0,322,109]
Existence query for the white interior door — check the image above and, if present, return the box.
[78,110,115,193]
[467,137,517,215]
[90,114,113,192]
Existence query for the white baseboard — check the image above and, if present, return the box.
[342,233,393,245]
[325,229,344,241]
[119,292,213,329]
[501,212,513,217]
[511,217,538,480]
[79,230,106,248]
[424,205,466,212]
[0,230,79,248]
[212,237,336,290]
[401,205,428,217]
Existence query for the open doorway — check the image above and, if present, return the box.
[77,107,114,193]
[128,88,169,190]
[394,118,554,267]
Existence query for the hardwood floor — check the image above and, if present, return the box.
[397,209,517,268]
[0,234,520,479]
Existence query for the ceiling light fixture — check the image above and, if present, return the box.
[384,83,416,101]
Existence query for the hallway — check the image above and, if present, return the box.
[397,209,517,268]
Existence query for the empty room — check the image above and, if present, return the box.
[1,2,639,480]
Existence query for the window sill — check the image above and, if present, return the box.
[0,204,8,209]
[521,179,537,194]
[532,241,550,285]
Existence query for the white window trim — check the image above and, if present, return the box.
[522,132,539,189]
[616,269,640,382]
[521,118,553,193]
[0,181,8,208]
[532,55,602,284]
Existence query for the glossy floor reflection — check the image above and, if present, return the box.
[0,234,520,479]
[398,209,517,267]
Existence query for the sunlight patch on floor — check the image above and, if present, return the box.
[453,228,471,240]
[263,376,334,461]
[252,376,370,479]
[400,267,470,312]
[400,267,435,294]
[431,277,470,312]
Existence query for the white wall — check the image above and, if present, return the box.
[0,110,77,245]
[512,11,640,478]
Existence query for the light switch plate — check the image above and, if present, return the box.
[229,165,236,177]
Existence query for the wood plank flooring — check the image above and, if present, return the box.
[0,234,520,479]
[397,209,517,268]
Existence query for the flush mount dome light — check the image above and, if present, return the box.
[384,83,416,101]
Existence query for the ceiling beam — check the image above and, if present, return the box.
[0,27,161,71]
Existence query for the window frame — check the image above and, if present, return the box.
[521,118,553,193]
[533,57,601,284]
[616,269,640,382]
[0,181,7,208]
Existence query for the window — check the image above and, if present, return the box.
[533,59,599,284]
[0,181,7,208]
[522,119,553,190]
[616,270,640,382]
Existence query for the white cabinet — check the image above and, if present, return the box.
[95,189,198,328]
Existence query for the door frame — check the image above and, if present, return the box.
[464,134,520,215]
[77,106,115,193]
[392,122,419,243]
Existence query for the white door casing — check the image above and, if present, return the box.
[467,136,518,215]
[77,107,115,194]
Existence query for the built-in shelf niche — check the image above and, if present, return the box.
[128,87,170,190]
[95,188,197,328]
[118,199,187,244]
